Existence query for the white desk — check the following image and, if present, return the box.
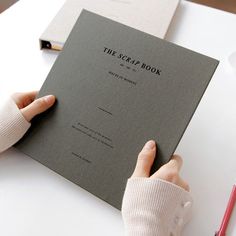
[0,1,236,235]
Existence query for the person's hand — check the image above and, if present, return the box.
[131,140,189,191]
[122,140,192,236]
[11,91,56,122]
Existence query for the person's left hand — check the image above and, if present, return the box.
[11,91,56,122]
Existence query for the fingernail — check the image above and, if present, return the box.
[144,140,156,150]
[44,95,55,104]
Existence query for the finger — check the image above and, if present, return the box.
[166,154,183,172]
[176,177,190,192]
[131,140,156,178]
[150,154,190,191]
[150,155,182,179]
[12,91,38,108]
[21,95,56,122]
[23,91,38,102]
[152,168,190,191]
[151,155,183,179]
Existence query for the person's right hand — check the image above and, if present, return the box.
[131,140,189,191]
[122,141,192,236]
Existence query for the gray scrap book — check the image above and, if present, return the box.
[16,10,219,209]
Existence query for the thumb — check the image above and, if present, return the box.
[131,140,156,178]
[21,95,56,122]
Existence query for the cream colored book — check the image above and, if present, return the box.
[40,0,180,50]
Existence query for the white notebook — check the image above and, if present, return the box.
[40,0,180,51]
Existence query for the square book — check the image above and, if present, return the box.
[17,10,219,209]
[39,0,180,50]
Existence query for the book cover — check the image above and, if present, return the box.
[17,10,219,209]
[39,0,180,50]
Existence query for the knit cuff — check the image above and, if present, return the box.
[122,178,193,236]
[0,98,31,153]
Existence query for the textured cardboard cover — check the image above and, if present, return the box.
[17,10,219,209]
[39,0,180,50]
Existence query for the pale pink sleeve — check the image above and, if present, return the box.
[122,178,193,236]
[0,98,31,153]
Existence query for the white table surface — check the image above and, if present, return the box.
[0,0,236,235]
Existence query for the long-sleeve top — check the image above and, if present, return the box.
[0,98,193,236]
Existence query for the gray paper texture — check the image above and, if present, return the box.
[16,10,219,209]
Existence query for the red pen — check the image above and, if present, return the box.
[215,184,236,236]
